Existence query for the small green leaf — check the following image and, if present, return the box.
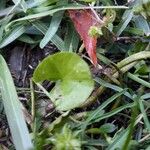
[33,52,94,111]
[99,123,116,133]
[87,123,116,134]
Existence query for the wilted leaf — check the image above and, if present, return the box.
[68,10,99,66]
[87,123,116,134]
[33,52,94,111]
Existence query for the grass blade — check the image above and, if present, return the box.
[95,77,132,99]
[6,5,128,28]
[138,98,150,131]
[0,55,33,150]
[33,21,65,50]
[80,90,127,130]
[107,114,142,150]
[86,90,127,123]
[116,10,133,36]
[40,0,65,48]
[89,103,135,124]
[127,73,150,88]
[0,25,26,48]
[64,24,79,52]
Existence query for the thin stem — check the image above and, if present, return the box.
[30,79,35,121]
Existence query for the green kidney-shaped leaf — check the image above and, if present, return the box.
[33,52,94,111]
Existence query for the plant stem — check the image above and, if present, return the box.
[30,79,35,122]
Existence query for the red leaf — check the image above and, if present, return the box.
[68,10,99,66]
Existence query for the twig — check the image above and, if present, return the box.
[89,3,104,24]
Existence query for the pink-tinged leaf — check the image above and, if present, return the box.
[68,10,99,66]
